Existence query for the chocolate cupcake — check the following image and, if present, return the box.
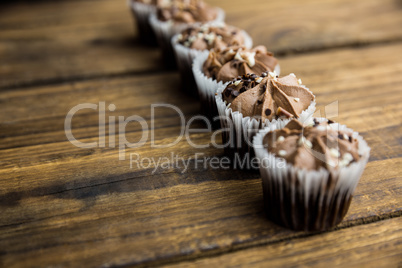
[253,118,370,231]
[215,72,316,161]
[193,46,280,124]
[149,0,225,68]
[172,22,253,97]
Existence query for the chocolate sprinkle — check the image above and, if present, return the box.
[348,136,353,143]
[328,119,334,124]
[265,109,272,116]
[277,107,294,118]
[338,134,344,140]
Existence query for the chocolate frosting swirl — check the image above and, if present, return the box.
[203,46,277,83]
[177,23,246,51]
[222,73,314,120]
[157,0,218,23]
[263,119,361,171]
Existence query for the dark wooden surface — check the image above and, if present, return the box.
[0,0,401,267]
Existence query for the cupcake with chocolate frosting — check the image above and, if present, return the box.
[157,0,218,22]
[172,22,253,97]
[193,45,280,125]
[149,0,225,67]
[175,23,250,51]
[215,72,315,160]
[253,118,370,231]
[203,46,279,83]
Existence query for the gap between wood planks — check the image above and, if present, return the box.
[1,39,402,92]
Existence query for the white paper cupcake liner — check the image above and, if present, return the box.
[149,8,225,67]
[171,29,253,97]
[193,51,281,126]
[214,83,315,161]
[252,118,371,231]
[129,1,158,45]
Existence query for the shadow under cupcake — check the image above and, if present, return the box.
[129,0,160,46]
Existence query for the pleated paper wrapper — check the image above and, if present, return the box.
[252,118,371,231]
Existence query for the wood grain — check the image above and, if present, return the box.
[0,157,400,267]
[0,43,401,267]
[0,0,161,89]
[1,0,402,88]
[1,43,401,145]
[1,0,402,267]
[166,217,402,268]
[0,158,401,267]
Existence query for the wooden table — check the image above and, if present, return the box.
[1,0,401,267]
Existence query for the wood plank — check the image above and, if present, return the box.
[0,0,161,89]
[165,217,402,268]
[0,120,399,199]
[0,109,400,170]
[0,157,400,267]
[222,0,402,52]
[1,0,402,88]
